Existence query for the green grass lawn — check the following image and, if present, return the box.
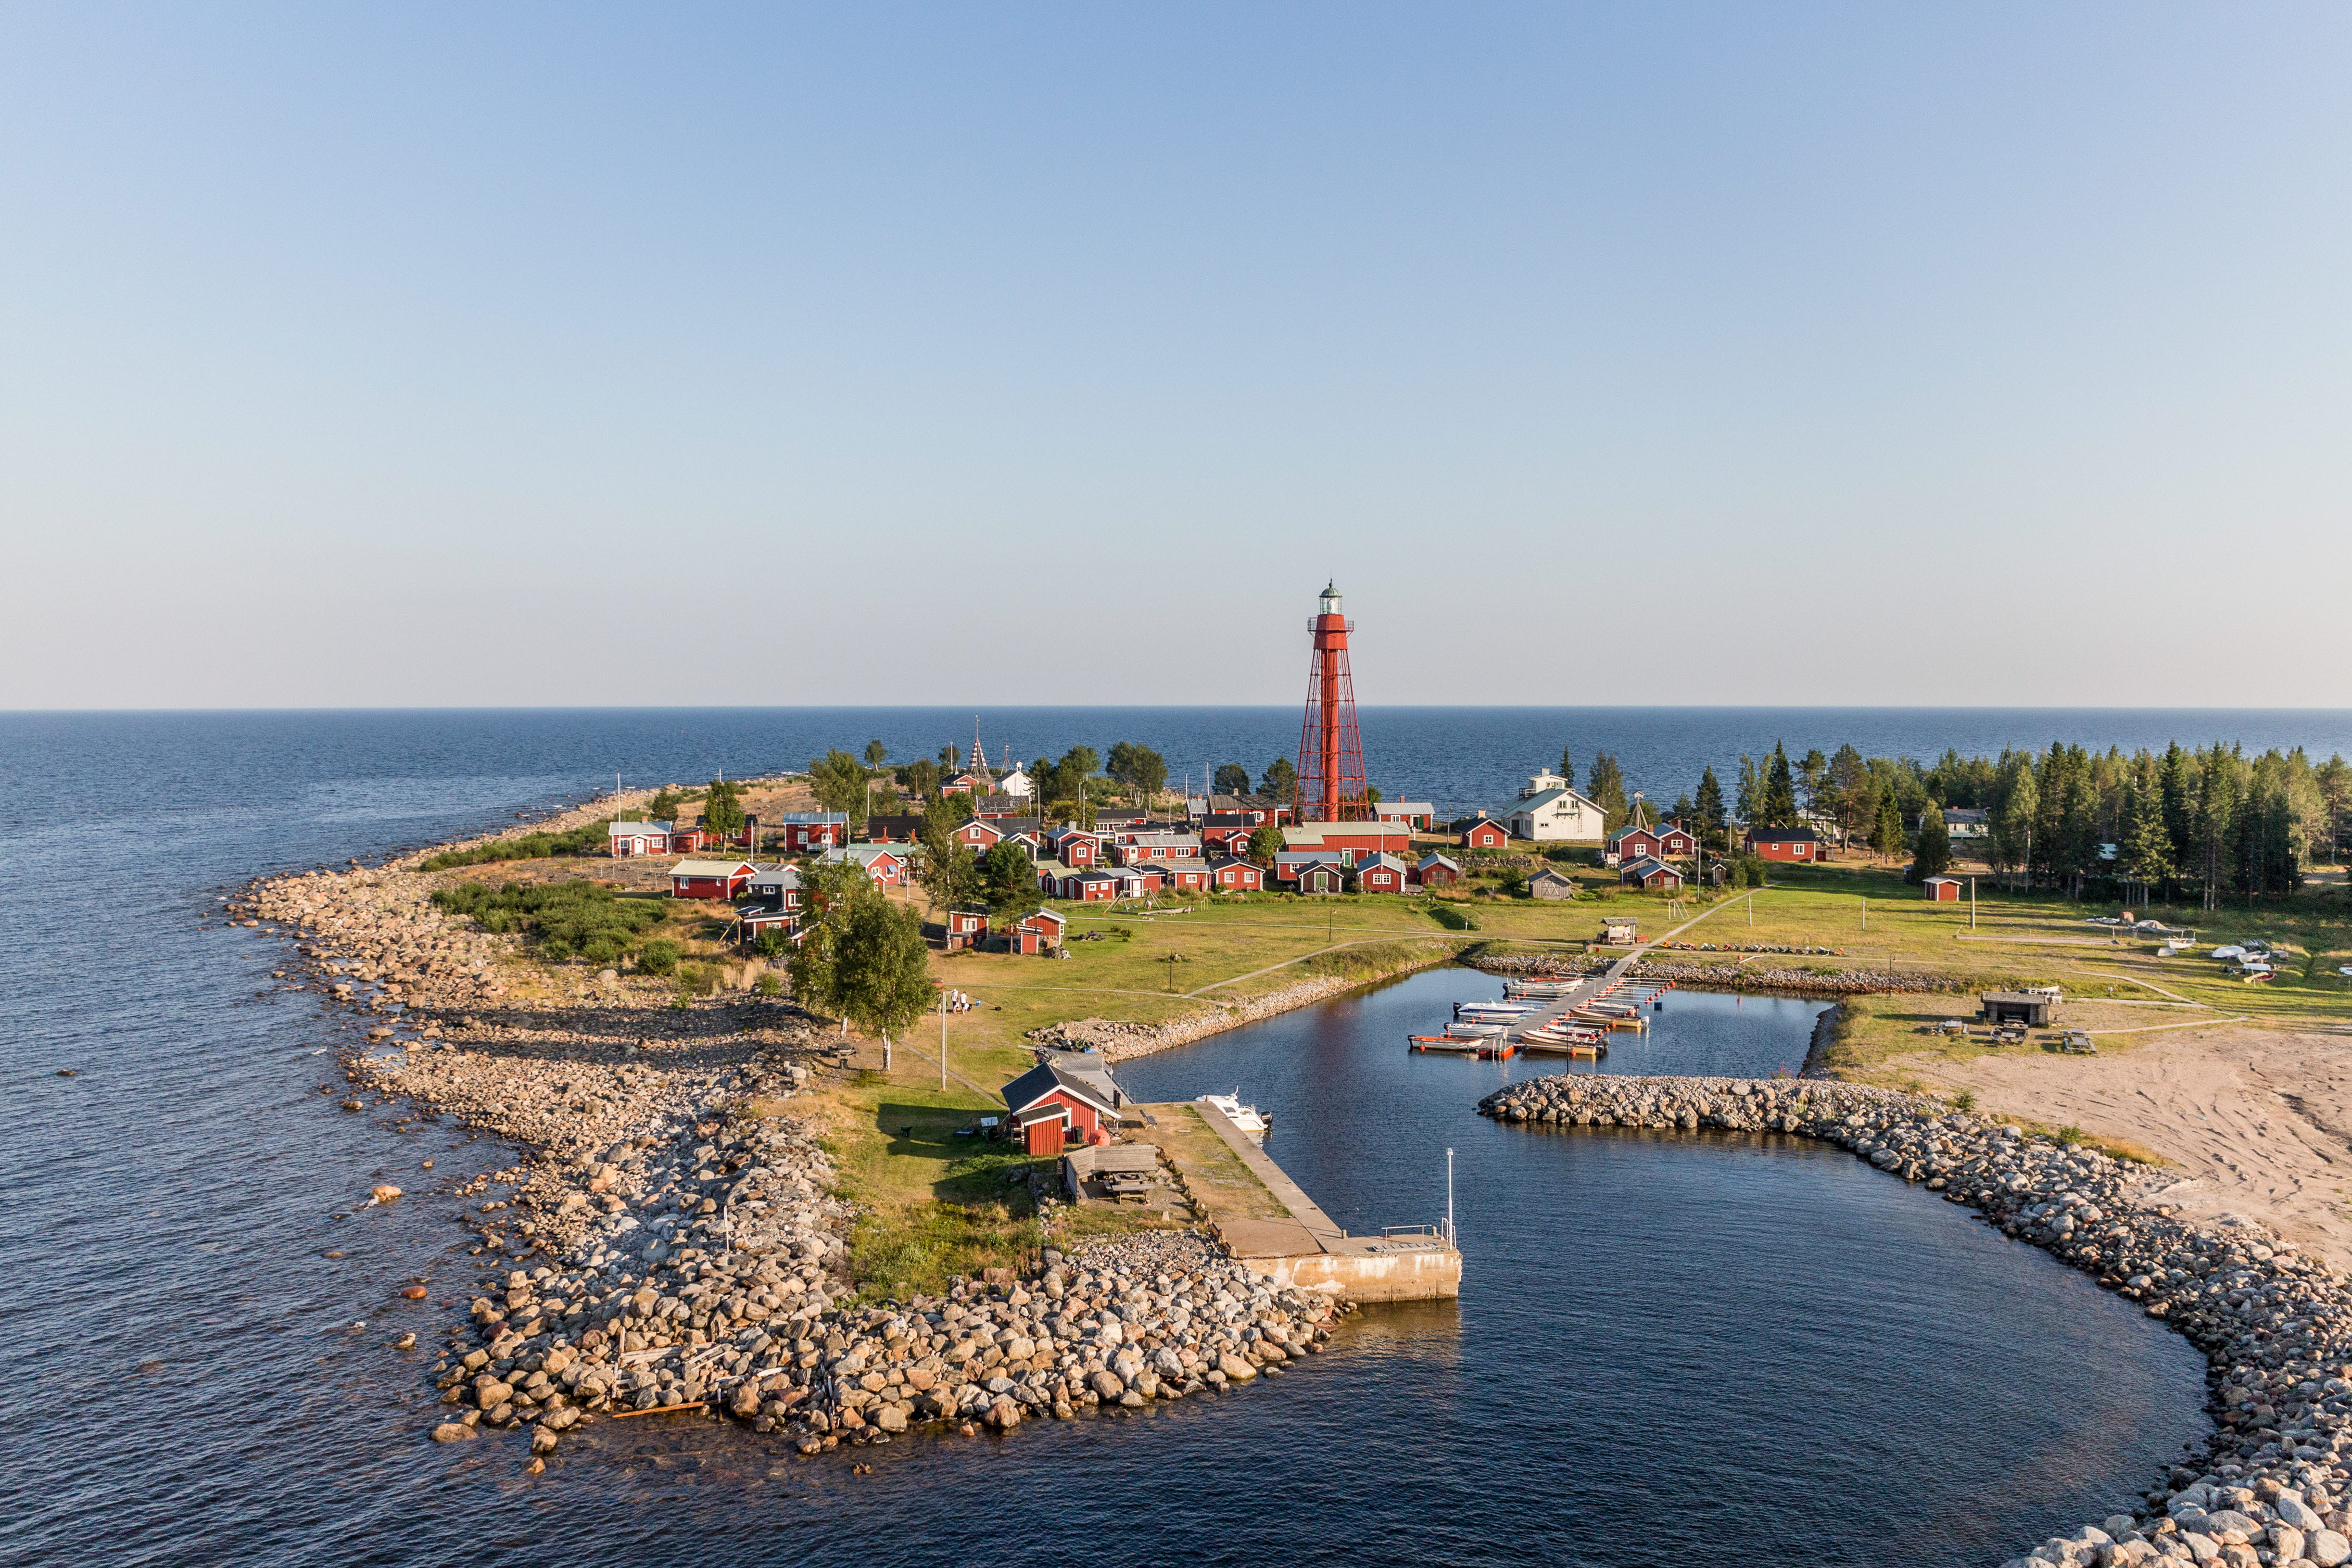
[694,866,2352,1288]
[1686,859,2352,1021]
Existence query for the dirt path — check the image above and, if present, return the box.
[1899,1024,2352,1268]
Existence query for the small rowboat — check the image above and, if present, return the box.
[1408,1035,1484,1053]
[1519,1037,1607,1058]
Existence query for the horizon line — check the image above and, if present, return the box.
[8,703,2352,717]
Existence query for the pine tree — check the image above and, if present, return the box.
[1735,755,1760,827]
[1911,806,1951,880]
[2317,753,2351,865]
[1558,745,1575,785]
[1213,763,1252,798]
[918,807,981,913]
[1763,742,1799,827]
[1261,756,1298,803]
[1991,762,2036,886]
[1105,742,1167,804]
[1797,749,1829,821]
[1872,794,1905,861]
[808,750,870,818]
[979,841,1038,913]
[702,778,746,838]
[2119,781,2173,903]
[1585,754,1628,830]
[1827,744,1868,844]
[1694,767,1728,849]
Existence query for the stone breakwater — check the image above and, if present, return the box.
[1466,952,1972,996]
[232,863,1346,1465]
[1481,1073,2352,1567]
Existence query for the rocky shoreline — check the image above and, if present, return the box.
[229,846,1350,1470]
[1482,1073,2352,1567]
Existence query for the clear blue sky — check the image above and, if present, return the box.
[4,4,2347,709]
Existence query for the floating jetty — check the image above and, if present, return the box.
[1415,973,1678,1056]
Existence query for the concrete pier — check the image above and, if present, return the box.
[1143,1098,1462,1303]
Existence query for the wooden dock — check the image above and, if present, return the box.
[1143,1099,1462,1303]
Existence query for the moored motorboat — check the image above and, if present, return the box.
[1203,1091,1270,1141]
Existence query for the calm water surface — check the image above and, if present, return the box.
[0,711,2229,1567]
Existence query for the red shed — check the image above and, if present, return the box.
[1003,1057,1120,1156]
[1351,853,1411,893]
[777,813,849,852]
[607,820,674,857]
[1064,870,1120,902]
[1050,829,1103,866]
[1746,826,1823,863]
[945,905,990,951]
[953,819,1005,854]
[1208,856,1262,891]
[1010,908,1066,955]
[1463,819,1512,851]
[1294,861,1347,895]
[1923,875,1963,902]
[1417,853,1461,887]
[1618,855,1686,890]
[670,857,756,900]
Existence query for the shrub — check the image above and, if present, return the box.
[1305,941,1448,982]
[1953,1089,1977,1112]
[754,930,788,958]
[418,820,611,872]
[757,972,782,997]
[639,939,681,976]
[431,879,665,957]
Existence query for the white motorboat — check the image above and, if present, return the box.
[1203,1091,1270,1142]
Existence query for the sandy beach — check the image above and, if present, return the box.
[1902,1025,2352,1270]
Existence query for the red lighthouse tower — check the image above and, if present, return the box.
[1294,581,1369,823]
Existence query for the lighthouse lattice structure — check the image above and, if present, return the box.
[1294,581,1369,823]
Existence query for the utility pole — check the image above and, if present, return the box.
[1748,891,1754,927]
[1861,896,1866,934]
[940,991,949,1092]
[1970,877,1977,929]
